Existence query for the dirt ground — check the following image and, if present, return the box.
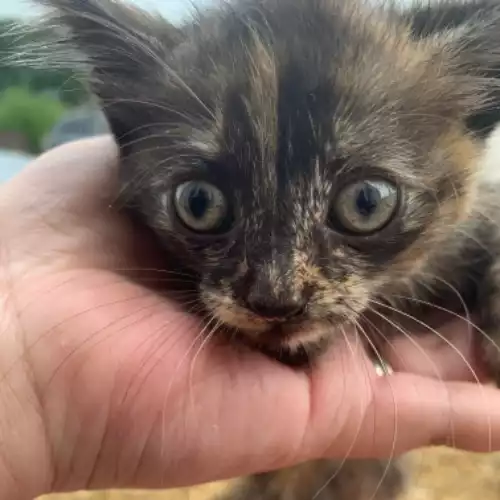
[41,447,500,500]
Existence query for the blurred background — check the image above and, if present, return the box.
[1,1,500,499]
[0,0,213,179]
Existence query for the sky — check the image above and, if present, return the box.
[0,0,213,23]
[1,0,411,22]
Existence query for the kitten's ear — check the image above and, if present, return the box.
[406,1,500,136]
[35,0,185,139]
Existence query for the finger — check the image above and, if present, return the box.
[310,371,500,459]
[365,373,500,454]
[298,338,500,461]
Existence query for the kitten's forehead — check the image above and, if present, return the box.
[222,57,336,203]
[145,0,475,242]
[189,0,452,192]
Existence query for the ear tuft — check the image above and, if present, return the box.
[406,1,500,136]
[31,0,185,138]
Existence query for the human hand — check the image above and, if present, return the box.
[0,136,498,499]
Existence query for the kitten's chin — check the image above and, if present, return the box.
[201,290,347,366]
[257,330,334,367]
[257,341,327,367]
[232,319,340,367]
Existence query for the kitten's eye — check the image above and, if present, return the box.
[330,179,399,235]
[174,181,229,233]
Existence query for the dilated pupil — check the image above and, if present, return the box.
[188,187,210,219]
[356,184,379,217]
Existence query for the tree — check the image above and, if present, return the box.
[0,87,66,153]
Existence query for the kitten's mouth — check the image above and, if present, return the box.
[233,318,342,367]
[202,290,348,366]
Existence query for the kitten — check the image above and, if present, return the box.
[30,0,500,498]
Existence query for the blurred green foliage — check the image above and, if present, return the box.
[0,17,89,152]
[0,18,88,106]
[0,87,67,153]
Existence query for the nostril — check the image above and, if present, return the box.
[245,298,306,320]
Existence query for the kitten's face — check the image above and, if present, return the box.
[141,110,476,360]
[41,0,489,361]
[118,1,480,360]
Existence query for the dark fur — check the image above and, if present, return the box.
[30,0,500,498]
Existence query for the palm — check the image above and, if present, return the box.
[1,137,498,498]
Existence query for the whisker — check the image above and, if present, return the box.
[112,267,197,278]
[356,302,460,481]
[118,301,207,410]
[353,319,399,500]
[42,296,174,394]
[415,271,473,337]
[369,299,479,383]
[87,300,207,484]
[369,299,491,452]
[391,288,500,365]
[159,312,220,459]
[115,121,199,144]
[188,317,222,418]
[313,323,377,500]
[0,284,168,391]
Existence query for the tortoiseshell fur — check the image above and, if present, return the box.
[32,0,500,498]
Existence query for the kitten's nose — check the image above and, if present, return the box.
[245,296,306,321]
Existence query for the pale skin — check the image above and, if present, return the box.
[1,136,500,500]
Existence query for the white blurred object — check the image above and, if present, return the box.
[0,149,34,182]
[479,124,500,183]
[373,358,394,377]
[42,106,110,152]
